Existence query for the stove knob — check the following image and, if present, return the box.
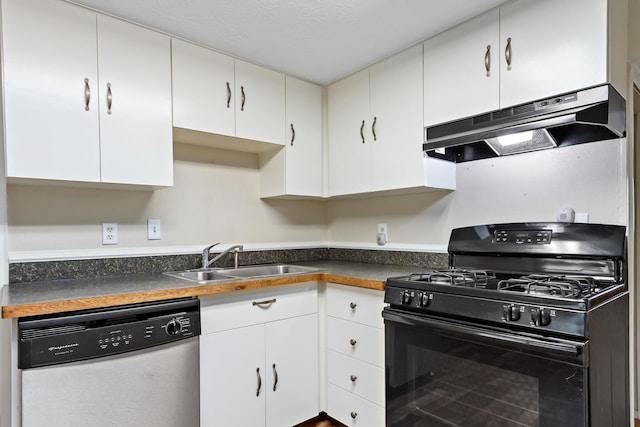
[531,308,551,327]
[165,318,182,335]
[502,304,520,321]
[402,290,413,305]
[419,293,430,307]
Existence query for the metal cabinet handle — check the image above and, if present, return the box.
[349,338,357,346]
[252,298,276,307]
[84,78,91,111]
[256,367,262,396]
[350,375,357,382]
[226,82,231,108]
[484,45,491,77]
[349,302,357,309]
[505,37,512,71]
[360,120,365,144]
[290,124,295,146]
[372,116,377,141]
[241,85,246,111]
[272,363,278,391]
[106,83,113,115]
[350,412,358,419]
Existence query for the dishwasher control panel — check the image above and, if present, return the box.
[18,298,201,369]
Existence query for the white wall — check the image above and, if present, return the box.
[6,143,328,257]
[327,139,627,248]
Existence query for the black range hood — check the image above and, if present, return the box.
[423,84,626,163]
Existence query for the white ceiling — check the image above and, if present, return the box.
[68,0,509,86]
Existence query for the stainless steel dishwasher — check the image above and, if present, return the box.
[18,297,200,427]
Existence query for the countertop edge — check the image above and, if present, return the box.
[2,272,385,319]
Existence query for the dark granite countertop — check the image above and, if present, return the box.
[1,261,418,318]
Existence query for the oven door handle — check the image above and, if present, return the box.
[383,308,584,361]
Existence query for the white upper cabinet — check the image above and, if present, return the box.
[328,68,371,196]
[171,39,235,137]
[2,0,101,182]
[423,9,500,126]
[329,45,455,197]
[498,0,607,107]
[424,0,616,127]
[260,76,322,198]
[2,0,173,187]
[369,44,428,192]
[235,60,286,145]
[96,15,173,186]
[172,41,286,147]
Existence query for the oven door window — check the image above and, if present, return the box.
[384,311,586,427]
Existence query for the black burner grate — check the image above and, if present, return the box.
[497,274,600,299]
[408,269,495,288]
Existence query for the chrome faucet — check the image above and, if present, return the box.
[202,243,244,269]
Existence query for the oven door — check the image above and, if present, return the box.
[383,307,588,427]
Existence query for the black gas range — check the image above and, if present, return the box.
[383,222,629,427]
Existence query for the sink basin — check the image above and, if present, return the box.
[222,264,316,278]
[164,264,319,283]
[164,269,235,283]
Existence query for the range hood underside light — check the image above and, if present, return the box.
[485,128,557,156]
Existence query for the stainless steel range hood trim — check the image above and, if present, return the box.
[423,84,626,162]
[425,113,579,150]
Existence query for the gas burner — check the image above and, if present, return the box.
[408,269,494,288]
[497,274,598,299]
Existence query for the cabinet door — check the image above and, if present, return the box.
[172,39,235,136]
[370,44,425,191]
[235,60,285,145]
[265,314,319,427]
[499,0,607,107]
[2,0,101,182]
[284,76,322,196]
[97,15,173,186]
[423,9,500,125]
[200,325,266,427]
[328,69,370,196]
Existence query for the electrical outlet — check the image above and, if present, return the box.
[148,219,161,240]
[102,223,118,245]
[377,223,388,246]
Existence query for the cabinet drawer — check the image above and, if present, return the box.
[328,350,384,406]
[327,283,385,328]
[200,283,317,334]
[327,384,385,427]
[327,316,384,367]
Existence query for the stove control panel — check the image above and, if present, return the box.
[493,229,552,245]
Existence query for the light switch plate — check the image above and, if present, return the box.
[147,219,161,240]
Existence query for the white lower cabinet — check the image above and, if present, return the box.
[325,283,386,427]
[200,284,318,427]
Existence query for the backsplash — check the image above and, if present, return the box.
[8,248,448,283]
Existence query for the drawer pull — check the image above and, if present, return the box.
[350,411,358,419]
[256,367,262,397]
[106,83,113,115]
[360,120,365,143]
[505,37,512,71]
[252,298,276,307]
[84,78,91,111]
[272,363,278,391]
[484,45,491,77]
[349,302,357,309]
[350,374,357,382]
[226,81,231,108]
[349,338,357,346]
[241,85,246,111]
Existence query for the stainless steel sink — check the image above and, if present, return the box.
[222,264,317,278]
[164,264,319,283]
[164,269,236,283]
